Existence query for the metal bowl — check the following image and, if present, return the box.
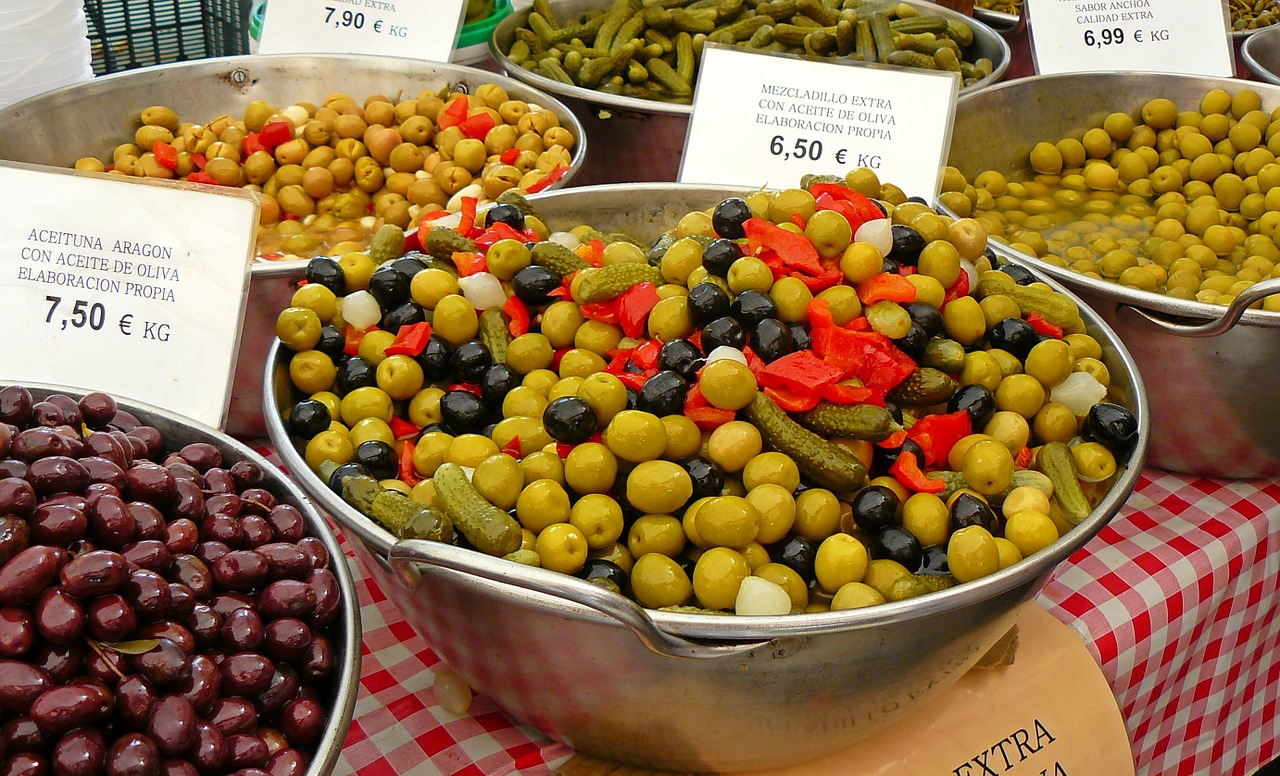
[10,382,361,775]
[1242,22,1280,83]
[264,183,1148,773]
[489,0,1010,185]
[949,72,1280,478]
[0,54,589,437]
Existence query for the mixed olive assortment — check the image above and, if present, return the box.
[502,0,995,103]
[949,88,1280,309]
[275,171,1138,616]
[73,86,578,261]
[0,385,341,776]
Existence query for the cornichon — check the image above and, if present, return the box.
[796,402,900,442]
[854,18,875,61]
[367,224,406,264]
[530,240,590,276]
[921,337,966,373]
[495,189,541,218]
[503,549,542,566]
[887,50,936,69]
[926,469,1054,503]
[745,392,868,494]
[868,12,896,62]
[424,226,477,263]
[432,462,523,556]
[478,308,513,364]
[888,14,948,33]
[646,58,692,96]
[1037,442,1092,524]
[340,473,454,543]
[886,573,958,601]
[976,270,1082,330]
[575,263,665,302]
[886,367,957,406]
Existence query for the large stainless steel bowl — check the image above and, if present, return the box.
[1243,23,1280,84]
[264,183,1148,772]
[950,72,1280,478]
[10,382,362,775]
[0,54,588,437]
[490,0,1010,185]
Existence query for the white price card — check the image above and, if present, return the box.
[257,0,465,63]
[0,163,259,430]
[1025,0,1233,76]
[679,45,960,202]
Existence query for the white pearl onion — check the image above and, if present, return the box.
[341,290,381,330]
[854,218,893,257]
[704,346,747,366]
[458,272,507,311]
[434,667,474,715]
[735,576,793,616]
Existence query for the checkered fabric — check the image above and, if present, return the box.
[254,437,1278,775]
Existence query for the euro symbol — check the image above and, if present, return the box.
[1135,30,1143,42]
[119,314,133,336]
[835,149,848,164]
[374,20,383,32]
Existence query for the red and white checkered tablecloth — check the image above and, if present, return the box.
[304,461,1279,776]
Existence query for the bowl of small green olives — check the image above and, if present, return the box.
[0,53,587,437]
[947,72,1280,477]
[263,177,1147,771]
[489,0,1009,184]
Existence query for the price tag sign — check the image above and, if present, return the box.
[257,0,465,63]
[679,45,960,202]
[1025,0,1233,76]
[0,163,259,429]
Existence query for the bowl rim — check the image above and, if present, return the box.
[1242,23,1280,85]
[264,181,1149,643]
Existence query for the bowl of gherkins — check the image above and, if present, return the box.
[490,0,1010,184]
[264,177,1146,772]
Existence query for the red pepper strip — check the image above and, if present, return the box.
[152,141,178,170]
[526,164,569,194]
[742,347,769,383]
[474,221,526,251]
[343,325,372,356]
[402,228,423,254]
[943,267,971,306]
[857,272,918,305]
[457,197,478,238]
[632,339,662,370]
[760,349,843,397]
[617,282,660,340]
[793,268,843,294]
[684,385,736,429]
[575,239,603,268]
[398,440,421,487]
[579,301,619,325]
[760,250,789,281]
[259,120,292,149]
[556,442,575,459]
[1014,446,1033,469]
[616,371,648,392]
[789,212,807,230]
[906,410,971,468]
[448,383,483,396]
[809,299,915,394]
[814,194,863,231]
[688,329,703,353]
[500,148,521,165]
[889,450,945,494]
[821,382,880,405]
[604,349,633,374]
[383,322,434,357]
[764,385,821,413]
[452,251,487,277]
[1025,312,1064,338]
[241,132,263,158]
[844,316,872,332]
[187,171,218,185]
[458,112,496,141]
[807,183,885,225]
[190,152,209,169]
[878,428,909,449]
[389,416,420,440]
[437,95,469,131]
[744,217,824,276]
[503,295,530,337]
[501,435,523,460]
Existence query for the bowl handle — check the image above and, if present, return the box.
[388,538,772,660]
[1118,276,1280,337]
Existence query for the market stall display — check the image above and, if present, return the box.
[0,383,361,776]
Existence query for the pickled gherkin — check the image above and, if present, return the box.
[796,402,900,442]
[744,392,868,494]
[574,263,665,302]
[432,463,523,556]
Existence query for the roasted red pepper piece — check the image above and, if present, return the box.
[742,347,769,382]
[579,301,619,325]
[474,221,527,251]
[500,148,522,165]
[503,296,530,337]
[890,450,945,494]
[632,339,662,371]
[684,385,736,429]
[617,282,660,340]
[389,416,420,440]
[343,325,372,356]
[240,133,263,158]
[458,112,496,141]
[526,164,569,193]
[457,196,478,237]
[451,252,487,276]
[761,349,844,396]
[1025,311,1064,338]
[794,269,843,294]
[744,217,823,276]
[906,410,971,468]
[821,382,880,405]
[501,435,524,460]
[448,383,483,396]
[857,272,918,305]
[604,348,634,375]
[943,267,971,306]
[809,299,915,394]
[398,439,421,487]
[437,95,469,130]
[1014,446,1033,469]
[383,322,433,357]
[152,141,178,170]
[763,385,821,413]
[616,371,649,392]
[402,228,423,254]
[259,120,292,149]
[186,171,218,185]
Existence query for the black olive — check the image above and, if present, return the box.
[873,527,923,571]
[730,290,778,327]
[481,364,521,405]
[988,317,1041,361]
[326,461,370,494]
[884,401,904,425]
[335,356,376,394]
[380,301,425,332]
[998,262,1036,285]
[751,318,794,363]
[637,371,689,417]
[701,238,743,277]
[353,440,398,479]
[712,197,752,239]
[676,555,698,580]
[484,202,525,231]
[577,559,628,594]
[684,457,724,498]
[947,384,996,428]
[482,422,499,438]
[701,316,747,352]
[896,324,929,358]
[870,199,889,216]
[452,341,492,383]
[950,492,999,534]
[415,335,453,381]
[881,257,900,275]
[304,257,344,295]
[919,545,950,576]
[512,265,562,306]
[368,265,410,308]
[625,387,639,410]
[543,396,598,444]
[906,195,929,205]
[887,224,926,266]
[687,282,732,326]
[788,323,812,352]
[851,485,901,533]
[313,325,345,360]
[389,255,429,278]
[658,340,704,381]
[906,302,944,338]
[416,424,447,438]
[439,390,490,435]
[1083,402,1139,453]
[769,534,817,581]
[287,400,330,440]
[871,438,924,476]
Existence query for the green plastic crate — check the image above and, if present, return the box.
[83,0,251,75]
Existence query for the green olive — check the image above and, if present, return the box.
[502,386,548,420]
[830,582,885,610]
[647,296,694,342]
[631,553,693,609]
[793,488,841,542]
[568,493,625,550]
[516,478,572,533]
[804,209,853,260]
[693,496,759,549]
[541,301,586,348]
[994,373,1047,418]
[1004,510,1059,558]
[960,439,1015,497]
[408,388,445,428]
[660,415,702,462]
[902,492,949,547]
[692,547,750,610]
[814,533,869,594]
[604,410,667,463]
[565,442,619,495]
[445,434,500,468]
[505,333,555,375]
[432,294,479,345]
[741,452,800,492]
[374,355,424,401]
[486,239,531,280]
[520,450,564,486]
[535,523,588,575]
[698,359,757,411]
[706,421,762,474]
[275,307,322,351]
[626,460,693,515]
[627,514,686,558]
[304,428,353,471]
[472,453,524,510]
[769,276,814,322]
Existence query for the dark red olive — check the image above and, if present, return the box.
[116,675,158,730]
[170,556,211,600]
[255,544,309,582]
[160,757,200,776]
[184,605,220,651]
[104,733,159,776]
[220,609,264,652]
[264,749,306,776]
[121,541,171,575]
[238,517,273,550]
[123,463,177,508]
[202,469,236,495]
[147,695,197,757]
[81,456,128,489]
[171,479,204,523]
[218,654,274,697]
[162,522,199,557]
[84,645,126,686]
[29,504,88,546]
[264,507,305,544]
[305,570,339,628]
[87,594,137,642]
[208,595,254,621]
[177,444,221,473]
[10,428,74,462]
[29,683,113,736]
[51,727,106,776]
[0,751,48,776]
[263,618,311,665]
[0,547,61,606]
[28,456,89,497]
[90,495,137,549]
[194,543,230,569]
[30,643,84,684]
[124,427,162,459]
[134,622,194,656]
[257,582,315,622]
[198,516,241,549]
[223,735,268,770]
[178,655,220,716]
[255,665,300,716]
[0,479,36,519]
[238,490,275,518]
[211,552,269,593]
[295,539,327,571]
[0,608,38,658]
[83,433,130,470]
[207,698,257,737]
[134,639,189,689]
[78,392,117,428]
[124,570,173,622]
[0,662,51,713]
[278,697,325,745]
[60,551,128,598]
[0,517,30,568]
[128,503,166,543]
[228,461,263,491]
[203,494,241,520]
[33,588,84,644]
[298,634,333,682]
[2,715,48,754]
[166,584,195,618]
[188,721,226,774]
